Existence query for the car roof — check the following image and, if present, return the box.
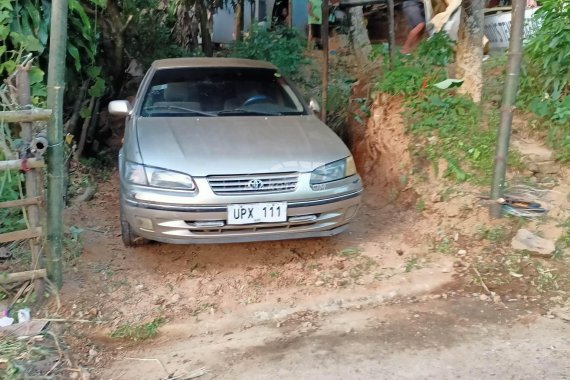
[151,58,277,70]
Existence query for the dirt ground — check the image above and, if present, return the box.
[42,95,570,379]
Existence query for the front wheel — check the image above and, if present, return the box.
[120,205,149,247]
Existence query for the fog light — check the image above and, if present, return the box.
[135,216,154,231]
[344,205,358,220]
[192,221,225,228]
[289,215,317,223]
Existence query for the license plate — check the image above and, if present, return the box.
[227,202,287,225]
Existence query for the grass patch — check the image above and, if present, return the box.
[110,317,165,341]
[338,247,362,258]
[557,218,570,248]
[404,257,421,272]
[0,335,53,379]
[475,225,509,243]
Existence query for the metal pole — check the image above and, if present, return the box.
[321,0,329,122]
[490,0,525,218]
[388,0,395,68]
[46,0,68,287]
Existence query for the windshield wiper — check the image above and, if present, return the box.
[217,108,282,116]
[144,105,215,117]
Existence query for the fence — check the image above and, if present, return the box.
[1,63,52,301]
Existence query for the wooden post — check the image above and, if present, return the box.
[16,68,45,300]
[321,0,329,122]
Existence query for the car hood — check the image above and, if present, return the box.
[134,116,350,176]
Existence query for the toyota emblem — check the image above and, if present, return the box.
[248,179,264,190]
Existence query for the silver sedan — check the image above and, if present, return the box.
[109,58,362,246]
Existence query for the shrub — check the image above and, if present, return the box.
[228,25,308,78]
[520,0,570,161]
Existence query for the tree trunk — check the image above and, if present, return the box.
[103,1,127,96]
[456,0,484,103]
[198,0,213,56]
[234,0,244,41]
[349,6,372,67]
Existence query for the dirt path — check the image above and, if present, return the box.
[103,298,570,379]
[58,169,460,371]
[54,107,570,379]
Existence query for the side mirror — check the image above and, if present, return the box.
[108,100,132,116]
[309,98,321,115]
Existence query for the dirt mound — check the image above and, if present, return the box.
[349,89,416,207]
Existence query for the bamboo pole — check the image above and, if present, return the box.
[0,196,41,209]
[321,0,329,122]
[46,0,68,288]
[0,269,47,284]
[0,227,43,244]
[16,68,44,298]
[490,0,526,218]
[0,158,44,171]
[0,109,52,123]
[388,0,395,68]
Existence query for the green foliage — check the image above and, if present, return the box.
[228,25,308,78]
[557,218,570,250]
[0,0,49,103]
[414,32,455,67]
[372,34,522,184]
[122,0,189,69]
[519,0,570,161]
[523,0,570,100]
[0,335,51,380]
[0,170,25,235]
[0,0,104,105]
[475,225,509,243]
[406,90,503,183]
[376,64,428,96]
[110,317,166,341]
[373,34,453,96]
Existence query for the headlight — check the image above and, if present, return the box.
[310,156,357,185]
[125,162,195,190]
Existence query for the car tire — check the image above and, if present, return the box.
[120,205,149,247]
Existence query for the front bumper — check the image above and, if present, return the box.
[121,175,363,244]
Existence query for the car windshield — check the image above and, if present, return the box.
[140,67,307,117]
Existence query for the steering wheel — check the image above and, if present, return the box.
[242,95,271,107]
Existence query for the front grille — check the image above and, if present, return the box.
[186,221,318,235]
[207,172,298,195]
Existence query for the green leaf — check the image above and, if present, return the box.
[31,82,47,99]
[1,59,16,75]
[0,0,14,11]
[86,65,101,79]
[88,77,106,98]
[79,105,91,119]
[9,32,42,51]
[433,78,464,89]
[28,66,44,84]
[0,25,9,39]
[67,43,81,71]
